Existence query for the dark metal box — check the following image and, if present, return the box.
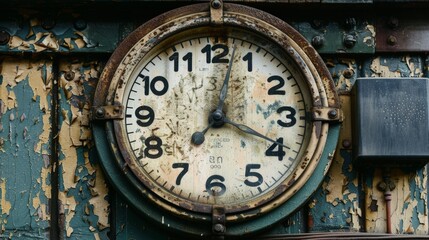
[352,78,429,166]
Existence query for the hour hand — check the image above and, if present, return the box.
[223,118,289,149]
[191,122,214,145]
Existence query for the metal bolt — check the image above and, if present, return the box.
[343,34,356,48]
[378,181,387,191]
[41,17,56,30]
[64,71,75,81]
[95,108,105,118]
[0,30,10,45]
[328,109,338,119]
[378,179,396,192]
[344,17,356,30]
[311,35,324,49]
[342,139,351,149]
[213,223,225,233]
[343,69,354,79]
[211,0,222,9]
[74,19,87,31]
[387,17,399,29]
[387,35,397,46]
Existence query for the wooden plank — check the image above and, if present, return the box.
[0,57,52,239]
[57,59,110,239]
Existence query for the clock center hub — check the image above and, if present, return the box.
[209,109,226,128]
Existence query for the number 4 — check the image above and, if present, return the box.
[265,137,286,161]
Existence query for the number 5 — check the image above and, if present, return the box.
[244,164,263,187]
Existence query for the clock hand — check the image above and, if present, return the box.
[191,122,214,145]
[216,45,236,112]
[223,117,290,149]
[192,46,236,145]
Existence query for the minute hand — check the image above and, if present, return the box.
[223,118,290,149]
[216,46,236,111]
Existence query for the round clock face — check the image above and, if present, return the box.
[115,27,312,212]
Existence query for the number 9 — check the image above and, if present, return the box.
[135,105,155,127]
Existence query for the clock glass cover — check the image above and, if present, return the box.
[114,27,313,213]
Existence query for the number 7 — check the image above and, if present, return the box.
[172,163,189,185]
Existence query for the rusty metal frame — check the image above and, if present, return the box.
[93,1,340,234]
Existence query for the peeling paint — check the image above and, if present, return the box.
[0,179,12,215]
[0,57,52,238]
[364,56,424,78]
[57,59,110,239]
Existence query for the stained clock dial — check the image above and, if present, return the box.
[119,28,311,212]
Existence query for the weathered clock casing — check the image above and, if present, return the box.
[92,1,341,237]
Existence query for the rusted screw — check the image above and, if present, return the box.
[378,179,396,192]
[95,108,105,118]
[213,223,225,233]
[328,109,338,119]
[74,19,87,31]
[41,17,56,30]
[342,139,351,149]
[311,35,324,49]
[114,106,121,113]
[211,0,222,9]
[387,17,399,29]
[0,30,10,45]
[387,35,397,46]
[64,71,75,81]
[343,69,354,79]
[343,34,356,48]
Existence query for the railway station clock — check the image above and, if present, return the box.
[92,1,342,237]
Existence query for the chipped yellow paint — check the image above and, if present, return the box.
[57,60,110,237]
[0,58,52,149]
[32,193,49,221]
[60,191,77,237]
[94,232,101,240]
[363,25,375,47]
[366,24,376,38]
[0,178,12,215]
[365,168,428,234]
[368,57,401,77]
[404,56,423,77]
[8,17,90,52]
[89,165,110,230]
[7,91,16,110]
[59,112,79,190]
[0,58,53,216]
